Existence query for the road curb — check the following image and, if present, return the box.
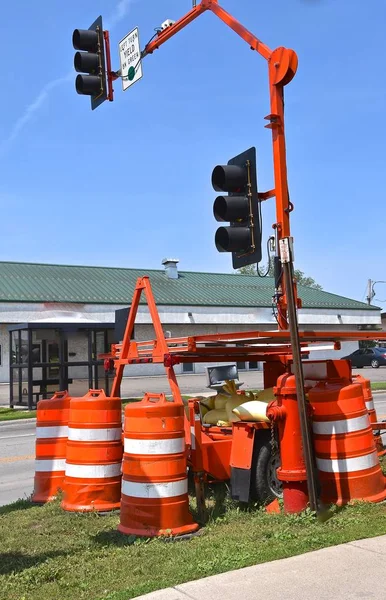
[0,418,37,426]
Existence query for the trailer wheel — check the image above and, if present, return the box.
[250,431,283,504]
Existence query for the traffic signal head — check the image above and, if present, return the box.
[212,147,261,269]
[72,15,107,111]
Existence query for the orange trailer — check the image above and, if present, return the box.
[103,276,386,512]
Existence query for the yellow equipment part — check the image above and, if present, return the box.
[214,394,229,410]
[232,400,270,422]
[256,387,275,403]
[203,409,230,425]
[225,396,242,423]
[200,396,216,411]
[183,396,212,419]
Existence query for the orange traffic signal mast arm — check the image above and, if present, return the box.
[142,0,272,61]
[138,2,320,510]
[142,0,297,330]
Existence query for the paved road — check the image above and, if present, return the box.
[0,420,35,506]
[119,367,386,397]
[1,392,385,508]
[2,367,386,407]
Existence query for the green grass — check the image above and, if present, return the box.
[1,491,386,600]
[371,382,386,391]
[0,407,36,421]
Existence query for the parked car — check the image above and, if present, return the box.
[342,347,386,368]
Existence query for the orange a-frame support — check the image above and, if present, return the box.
[110,277,183,402]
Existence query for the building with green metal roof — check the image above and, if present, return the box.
[0,259,381,386]
[0,259,377,310]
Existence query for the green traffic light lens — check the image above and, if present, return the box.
[128,66,135,81]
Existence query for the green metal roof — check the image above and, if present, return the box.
[0,261,377,311]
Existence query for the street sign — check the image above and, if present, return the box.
[119,27,143,91]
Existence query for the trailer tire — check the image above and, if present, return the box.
[250,431,282,505]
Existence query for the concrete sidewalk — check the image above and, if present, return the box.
[137,535,386,599]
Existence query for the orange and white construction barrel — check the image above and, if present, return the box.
[61,389,122,512]
[118,393,199,537]
[309,379,386,505]
[353,374,385,457]
[32,390,71,503]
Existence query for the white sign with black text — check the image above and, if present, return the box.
[119,27,142,91]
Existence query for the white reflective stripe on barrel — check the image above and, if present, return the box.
[65,463,122,479]
[124,436,185,455]
[35,458,66,472]
[316,451,378,473]
[365,400,375,411]
[312,414,370,435]
[68,428,122,442]
[36,425,68,439]
[121,478,188,499]
[190,426,196,450]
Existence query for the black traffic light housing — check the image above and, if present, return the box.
[212,147,261,269]
[73,15,107,111]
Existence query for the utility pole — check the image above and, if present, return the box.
[367,279,373,306]
[368,280,386,305]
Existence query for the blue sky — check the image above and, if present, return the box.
[1,0,385,306]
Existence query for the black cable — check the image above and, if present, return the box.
[257,201,273,278]
[272,301,280,325]
[258,236,272,277]
[121,28,162,80]
[276,302,289,329]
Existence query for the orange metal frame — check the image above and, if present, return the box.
[140,0,297,329]
[110,277,183,403]
[109,276,386,397]
[107,276,386,487]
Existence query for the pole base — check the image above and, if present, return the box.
[283,481,309,513]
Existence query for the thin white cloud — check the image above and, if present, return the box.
[106,0,134,29]
[3,71,73,150]
[0,0,135,155]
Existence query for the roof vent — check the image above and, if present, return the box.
[162,258,179,280]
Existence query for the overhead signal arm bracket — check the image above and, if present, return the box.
[140,0,297,328]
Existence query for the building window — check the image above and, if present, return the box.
[182,363,194,373]
[249,361,258,370]
[32,344,41,364]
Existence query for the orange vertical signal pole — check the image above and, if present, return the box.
[142,0,298,329]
